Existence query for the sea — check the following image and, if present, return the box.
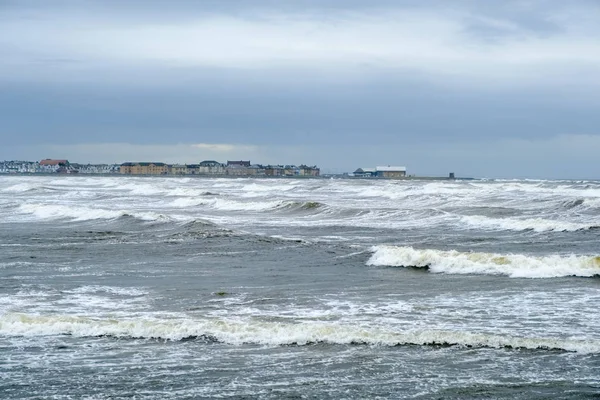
[1,175,599,399]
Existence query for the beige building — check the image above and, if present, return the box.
[299,165,320,176]
[118,160,320,177]
[376,166,406,178]
[120,162,169,175]
[264,165,284,176]
[170,164,188,175]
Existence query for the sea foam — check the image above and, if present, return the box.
[17,203,171,222]
[2,183,41,193]
[461,215,599,232]
[1,313,598,353]
[367,246,600,278]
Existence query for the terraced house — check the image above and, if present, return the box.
[118,160,320,176]
[120,162,169,175]
[198,160,225,175]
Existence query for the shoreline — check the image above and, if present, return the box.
[0,172,473,180]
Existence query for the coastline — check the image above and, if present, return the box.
[0,172,474,181]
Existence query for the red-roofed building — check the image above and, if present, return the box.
[39,159,70,173]
[40,159,69,166]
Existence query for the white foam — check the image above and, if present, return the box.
[170,196,287,211]
[17,203,171,222]
[226,198,288,211]
[65,286,148,297]
[2,183,40,193]
[167,187,211,197]
[367,246,600,278]
[583,198,600,208]
[19,203,123,220]
[120,183,165,196]
[5,176,600,243]
[461,215,598,232]
[241,182,301,194]
[1,313,598,353]
[170,197,210,208]
[209,198,293,212]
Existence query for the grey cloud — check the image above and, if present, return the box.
[3,1,599,72]
[2,78,599,147]
[1,0,600,178]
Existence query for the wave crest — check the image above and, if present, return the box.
[18,203,172,222]
[367,246,600,278]
[1,313,598,353]
[460,215,599,232]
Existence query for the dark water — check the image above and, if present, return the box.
[1,176,600,398]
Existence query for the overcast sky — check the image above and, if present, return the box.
[1,0,599,178]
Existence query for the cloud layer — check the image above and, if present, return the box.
[1,0,599,178]
[2,1,600,86]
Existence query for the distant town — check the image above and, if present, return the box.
[0,159,321,177]
[0,159,426,179]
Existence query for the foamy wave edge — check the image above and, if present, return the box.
[367,246,600,278]
[461,215,600,232]
[17,203,174,222]
[1,313,598,353]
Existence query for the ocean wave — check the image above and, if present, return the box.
[240,182,302,195]
[367,246,600,278]
[281,200,324,211]
[583,197,600,208]
[169,197,277,211]
[166,187,219,197]
[170,197,326,213]
[2,183,41,193]
[119,183,165,196]
[460,215,599,232]
[17,203,172,222]
[179,219,216,229]
[1,183,63,194]
[170,197,211,207]
[209,198,300,212]
[561,198,585,209]
[1,313,598,353]
[218,198,282,211]
[166,220,233,240]
[64,286,148,297]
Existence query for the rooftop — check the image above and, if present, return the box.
[376,166,406,172]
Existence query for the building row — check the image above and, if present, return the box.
[0,160,121,174]
[120,160,320,176]
[0,159,320,177]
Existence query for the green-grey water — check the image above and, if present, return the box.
[1,176,600,399]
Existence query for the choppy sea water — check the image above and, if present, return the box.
[1,175,599,399]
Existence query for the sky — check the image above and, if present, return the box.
[1,0,600,178]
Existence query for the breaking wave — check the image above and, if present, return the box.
[460,215,600,232]
[561,198,585,209]
[1,313,598,353]
[281,200,324,211]
[64,285,148,297]
[17,203,173,222]
[2,183,42,193]
[207,198,325,212]
[367,246,600,278]
[170,197,325,213]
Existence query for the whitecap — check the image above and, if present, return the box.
[367,245,600,278]
[1,313,598,353]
